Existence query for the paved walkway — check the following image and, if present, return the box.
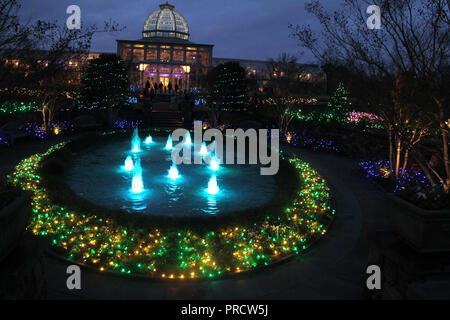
[2,140,391,299]
[0,136,67,177]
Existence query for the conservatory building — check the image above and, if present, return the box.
[117,3,214,92]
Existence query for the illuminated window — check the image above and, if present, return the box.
[142,4,190,40]
[145,65,157,73]
[159,66,170,74]
[173,50,184,62]
[120,48,132,61]
[199,52,210,66]
[134,44,145,48]
[173,67,184,74]
[146,49,157,61]
[187,47,197,51]
[158,11,174,30]
[88,53,100,60]
[186,52,197,63]
[9,60,20,67]
[133,49,145,62]
[160,50,171,62]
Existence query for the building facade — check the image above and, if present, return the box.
[117,3,213,93]
[211,57,326,92]
[1,2,325,95]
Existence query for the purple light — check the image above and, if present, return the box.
[358,160,431,193]
[113,119,143,130]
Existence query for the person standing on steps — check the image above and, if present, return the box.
[145,80,150,96]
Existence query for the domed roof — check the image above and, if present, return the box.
[142,3,189,40]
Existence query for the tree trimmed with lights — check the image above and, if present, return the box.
[209,62,248,112]
[327,82,350,122]
[79,54,130,125]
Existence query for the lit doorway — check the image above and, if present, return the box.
[160,76,170,88]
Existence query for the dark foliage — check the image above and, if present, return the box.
[79,54,130,111]
[0,176,22,209]
[208,62,248,111]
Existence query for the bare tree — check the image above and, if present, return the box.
[0,0,31,50]
[260,97,317,134]
[267,53,300,96]
[290,0,449,188]
[0,0,123,130]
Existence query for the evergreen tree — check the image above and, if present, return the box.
[209,62,248,112]
[327,82,350,122]
[79,54,130,124]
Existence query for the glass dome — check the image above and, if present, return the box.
[143,3,190,40]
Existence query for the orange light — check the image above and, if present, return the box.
[286,132,292,143]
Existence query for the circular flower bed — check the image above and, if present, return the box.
[8,133,335,280]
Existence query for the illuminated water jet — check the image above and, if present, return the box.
[206,175,219,195]
[185,132,192,146]
[200,142,208,156]
[209,158,220,171]
[131,127,141,153]
[144,135,153,144]
[168,164,180,181]
[165,135,173,150]
[131,158,144,194]
[123,156,134,171]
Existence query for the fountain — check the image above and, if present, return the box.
[144,135,153,145]
[206,175,220,195]
[168,164,181,181]
[131,158,144,194]
[123,156,134,171]
[209,157,220,171]
[200,142,208,156]
[131,127,141,153]
[32,131,332,280]
[68,135,278,217]
[165,135,173,150]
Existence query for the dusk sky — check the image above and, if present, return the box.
[19,0,344,63]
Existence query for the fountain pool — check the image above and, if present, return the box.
[67,136,277,216]
[9,131,335,279]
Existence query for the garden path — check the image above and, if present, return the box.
[0,139,390,299]
[37,146,391,299]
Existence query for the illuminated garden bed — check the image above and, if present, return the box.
[8,130,335,280]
